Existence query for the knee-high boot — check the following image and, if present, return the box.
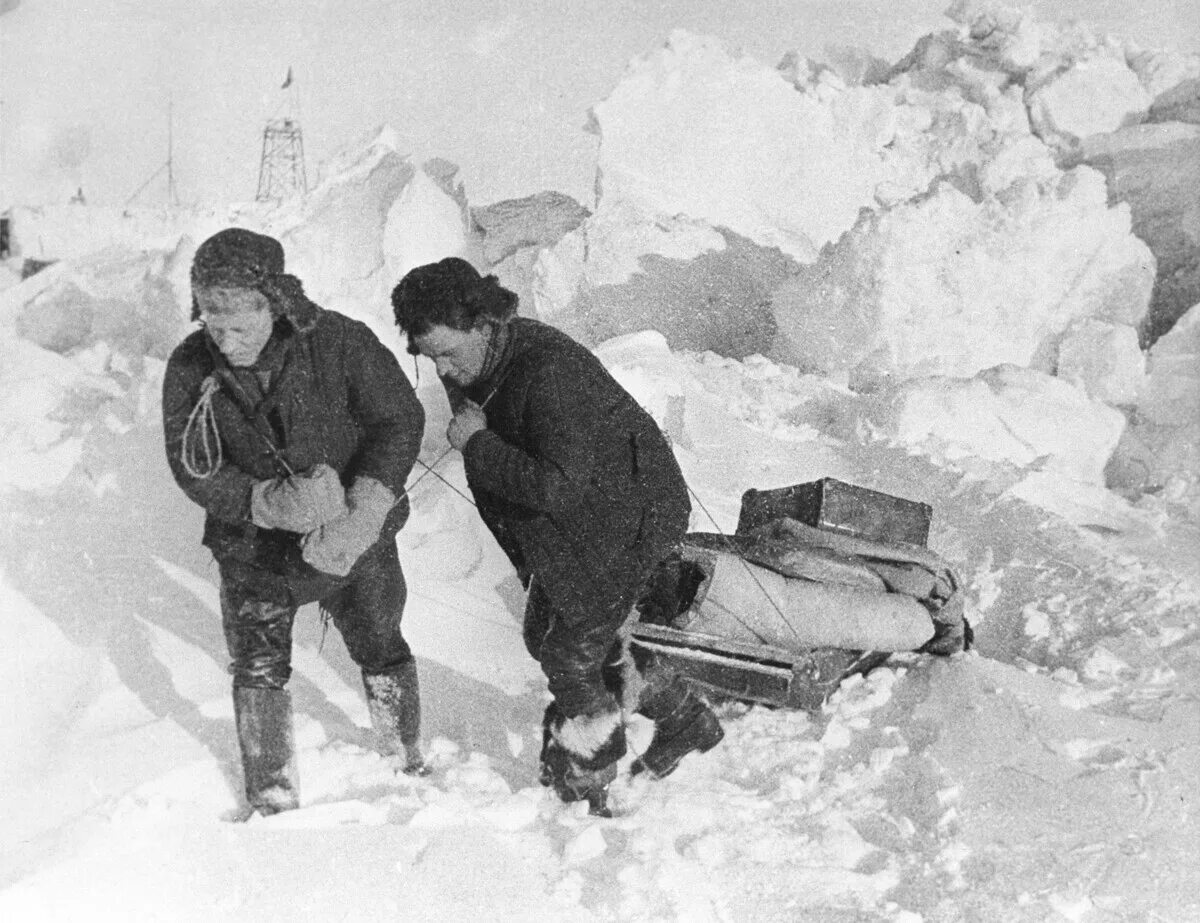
[631,665,723,779]
[232,686,299,815]
[363,660,428,775]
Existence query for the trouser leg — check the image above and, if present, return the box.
[323,540,425,773]
[526,579,626,815]
[219,568,299,813]
[626,548,725,779]
[522,578,553,662]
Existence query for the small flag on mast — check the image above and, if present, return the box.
[281,67,293,90]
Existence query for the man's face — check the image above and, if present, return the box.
[197,287,274,367]
[412,323,491,387]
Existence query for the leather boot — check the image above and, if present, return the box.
[631,671,723,780]
[363,660,428,775]
[232,686,299,815]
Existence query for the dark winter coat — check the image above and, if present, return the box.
[162,295,424,574]
[453,317,691,715]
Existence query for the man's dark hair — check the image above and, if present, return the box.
[391,257,517,351]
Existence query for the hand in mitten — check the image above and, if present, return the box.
[250,462,348,533]
[447,401,487,451]
[302,476,395,577]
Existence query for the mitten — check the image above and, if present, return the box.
[250,463,347,533]
[301,477,396,576]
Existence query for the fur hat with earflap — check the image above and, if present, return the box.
[190,227,319,332]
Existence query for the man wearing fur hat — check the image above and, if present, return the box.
[163,228,427,817]
[391,257,723,816]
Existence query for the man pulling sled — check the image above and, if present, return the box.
[392,259,968,817]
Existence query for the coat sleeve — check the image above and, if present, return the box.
[342,323,425,497]
[460,362,597,513]
[161,342,256,522]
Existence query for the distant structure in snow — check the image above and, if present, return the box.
[124,98,181,208]
[255,118,308,202]
[256,68,308,202]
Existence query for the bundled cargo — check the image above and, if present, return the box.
[631,478,969,710]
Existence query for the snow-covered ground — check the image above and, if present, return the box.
[1,324,1197,922]
[2,4,1199,922]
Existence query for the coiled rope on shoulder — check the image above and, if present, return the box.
[181,375,223,479]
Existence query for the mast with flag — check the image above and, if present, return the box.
[255,66,307,202]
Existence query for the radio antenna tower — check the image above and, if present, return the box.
[255,67,308,202]
[125,96,181,208]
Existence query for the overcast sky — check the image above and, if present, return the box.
[1,0,1195,209]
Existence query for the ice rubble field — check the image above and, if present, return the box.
[0,319,1196,922]
[2,1,1200,920]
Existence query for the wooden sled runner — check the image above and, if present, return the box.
[630,478,966,710]
[629,622,890,710]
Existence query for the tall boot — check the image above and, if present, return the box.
[543,703,625,818]
[232,686,299,815]
[631,668,723,780]
[363,660,428,775]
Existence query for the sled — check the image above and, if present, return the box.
[630,478,960,711]
[629,622,889,710]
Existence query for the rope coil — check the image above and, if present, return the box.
[181,375,223,479]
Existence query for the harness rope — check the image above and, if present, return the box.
[410,417,791,679]
[410,454,477,506]
[683,483,797,640]
[400,368,508,508]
